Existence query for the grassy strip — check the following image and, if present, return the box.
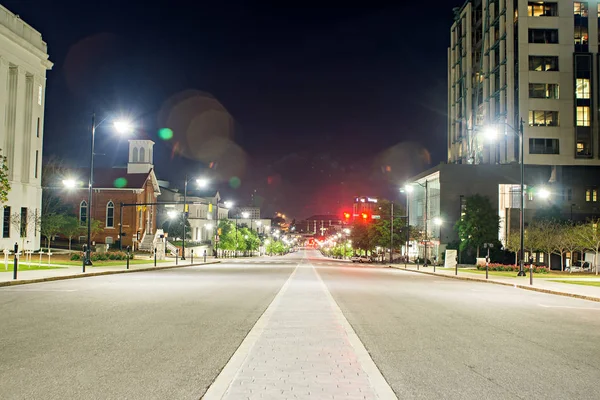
[436,267,583,279]
[551,280,600,287]
[0,265,65,272]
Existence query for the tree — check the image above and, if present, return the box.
[0,149,10,205]
[40,213,66,251]
[61,215,82,250]
[562,224,581,271]
[11,210,41,251]
[455,195,500,257]
[505,229,521,265]
[162,213,191,240]
[576,220,600,275]
[533,219,557,268]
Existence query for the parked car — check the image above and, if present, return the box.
[351,255,371,263]
[565,261,591,273]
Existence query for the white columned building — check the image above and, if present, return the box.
[0,6,52,251]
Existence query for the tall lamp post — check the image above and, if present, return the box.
[84,114,132,270]
[486,119,525,276]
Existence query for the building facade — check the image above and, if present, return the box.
[57,140,161,249]
[0,6,52,250]
[352,196,379,220]
[449,0,600,165]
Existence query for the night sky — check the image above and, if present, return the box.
[9,1,452,219]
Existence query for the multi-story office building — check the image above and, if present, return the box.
[0,6,52,250]
[448,0,600,165]
[407,0,600,267]
[352,196,379,220]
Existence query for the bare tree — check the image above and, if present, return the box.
[11,210,41,251]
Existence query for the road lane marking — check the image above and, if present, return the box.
[538,303,600,311]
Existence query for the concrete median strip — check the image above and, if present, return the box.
[391,265,600,303]
[0,261,221,287]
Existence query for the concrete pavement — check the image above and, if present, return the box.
[2,250,600,399]
[0,262,296,399]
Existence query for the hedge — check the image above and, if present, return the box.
[476,263,549,274]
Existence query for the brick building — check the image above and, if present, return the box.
[57,140,160,249]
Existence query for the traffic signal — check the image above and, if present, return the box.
[343,212,351,220]
[361,213,368,220]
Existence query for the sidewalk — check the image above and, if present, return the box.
[203,262,397,400]
[392,264,600,302]
[0,256,218,286]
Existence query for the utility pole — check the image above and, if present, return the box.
[389,202,394,264]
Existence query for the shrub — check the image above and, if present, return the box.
[476,263,549,274]
[70,253,81,261]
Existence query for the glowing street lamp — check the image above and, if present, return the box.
[62,179,78,189]
[537,187,551,200]
[85,114,133,269]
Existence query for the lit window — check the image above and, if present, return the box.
[576,79,590,99]
[574,2,589,17]
[594,189,598,202]
[577,106,590,126]
[539,253,545,263]
[529,83,559,99]
[529,110,559,126]
[106,201,114,228]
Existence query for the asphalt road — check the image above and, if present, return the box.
[0,260,296,400]
[313,254,600,400]
[2,251,600,399]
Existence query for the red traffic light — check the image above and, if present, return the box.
[361,213,368,220]
[343,212,351,219]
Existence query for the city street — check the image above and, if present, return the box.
[1,250,599,399]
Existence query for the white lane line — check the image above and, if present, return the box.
[538,303,600,311]
[202,263,300,400]
[313,263,398,399]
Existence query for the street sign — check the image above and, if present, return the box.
[372,215,381,219]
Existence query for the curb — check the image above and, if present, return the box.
[390,265,600,303]
[0,261,221,287]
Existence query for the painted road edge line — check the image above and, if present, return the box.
[201,262,300,400]
[391,266,600,303]
[0,261,221,287]
[314,263,399,400]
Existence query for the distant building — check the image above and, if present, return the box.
[0,6,53,250]
[235,206,260,220]
[300,215,342,236]
[157,186,229,243]
[352,196,378,220]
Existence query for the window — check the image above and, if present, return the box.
[574,2,589,17]
[529,56,559,71]
[3,206,10,238]
[577,106,590,126]
[80,201,87,225]
[576,78,590,99]
[529,138,559,154]
[34,150,39,179]
[586,188,598,202]
[106,201,114,228]
[20,207,27,237]
[528,2,558,16]
[529,110,559,126]
[575,25,589,47]
[37,85,42,105]
[577,140,592,156]
[36,118,40,137]
[106,237,114,244]
[529,83,559,99]
[528,29,559,43]
[139,147,145,162]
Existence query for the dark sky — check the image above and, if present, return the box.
[9,0,452,219]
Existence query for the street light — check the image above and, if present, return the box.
[538,186,551,200]
[84,114,133,270]
[62,179,78,189]
[485,119,526,276]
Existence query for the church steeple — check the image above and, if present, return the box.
[127,140,154,174]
